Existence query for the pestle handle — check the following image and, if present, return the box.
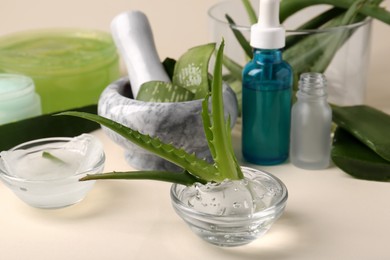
[110,11,171,97]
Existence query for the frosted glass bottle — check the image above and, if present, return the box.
[290,73,332,169]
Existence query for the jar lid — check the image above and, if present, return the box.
[0,29,118,76]
[0,73,35,102]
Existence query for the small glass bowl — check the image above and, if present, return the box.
[170,167,288,247]
[0,135,105,209]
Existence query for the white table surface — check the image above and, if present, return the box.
[1,119,390,260]
[1,0,390,259]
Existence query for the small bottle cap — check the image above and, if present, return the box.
[250,0,285,49]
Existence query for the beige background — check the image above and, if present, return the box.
[1,1,390,260]
[1,0,389,109]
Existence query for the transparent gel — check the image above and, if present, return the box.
[171,167,288,247]
[0,134,105,209]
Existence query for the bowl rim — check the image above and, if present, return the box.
[207,0,372,33]
[170,166,288,220]
[0,135,105,183]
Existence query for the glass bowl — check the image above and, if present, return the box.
[0,134,105,209]
[208,0,372,106]
[170,166,288,247]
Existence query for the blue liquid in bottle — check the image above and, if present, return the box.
[242,49,292,165]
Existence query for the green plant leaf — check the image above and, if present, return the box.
[172,43,216,99]
[137,81,194,102]
[285,7,344,49]
[332,128,390,181]
[332,105,390,162]
[225,14,253,59]
[81,170,206,186]
[241,0,257,24]
[279,0,390,25]
[201,94,216,159]
[58,111,223,183]
[162,57,176,80]
[42,151,67,165]
[283,10,364,88]
[208,40,243,180]
[0,105,99,151]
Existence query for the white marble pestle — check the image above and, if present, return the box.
[110,11,170,98]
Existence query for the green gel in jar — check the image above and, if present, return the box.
[0,74,42,125]
[0,29,120,114]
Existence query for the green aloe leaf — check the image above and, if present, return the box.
[285,7,344,49]
[241,0,257,24]
[0,105,99,151]
[332,105,390,162]
[201,94,216,159]
[225,14,253,59]
[332,128,390,181]
[172,43,216,99]
[222,55,243,81]
[81,170,205,186]
[279,0,390,25]
[137,81,194,102]
[162,57,176,80]
[207,40,243,180]
[283,5,364,89]
[58,111,222,183]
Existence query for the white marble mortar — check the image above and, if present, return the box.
[98,77,239,171]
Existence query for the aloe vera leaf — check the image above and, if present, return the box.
[0,105,99,151]
[172,43,215,100]
[285,7,344,49]
[241,0,257,24]
[81,170,206,186]
[283,12,363,84]
[311,0,367,72]
[136,81,194,102]
[223,76,242,114]
[162,58,176,80]
[42,151,67,165]
[279,0,390,25]
[201,94,216,159]
[58,111,223,182]
[208,40,243,180]
[225,116,243,176]
[332,128,390,181]
[222,55,244,81]
[225,14,253,59]
[332,105,390,162]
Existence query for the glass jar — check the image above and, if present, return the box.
[0,73,41,125]
[0,29,120,114]
[290,73,332,169]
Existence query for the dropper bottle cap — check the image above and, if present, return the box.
[250,0,285,49]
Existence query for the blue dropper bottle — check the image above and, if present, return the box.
[242,0,293,165]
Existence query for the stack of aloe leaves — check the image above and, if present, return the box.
[226,0,390,181]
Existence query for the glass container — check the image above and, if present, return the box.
[208,0,372,106]
[290,73,332,169]
[0,29,120,114]
[0,73,41,125]
[0,134,105,209]
[170,166,288,247]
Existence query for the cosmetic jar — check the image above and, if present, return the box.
[0,73,41,125]
[0,29,120,114]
